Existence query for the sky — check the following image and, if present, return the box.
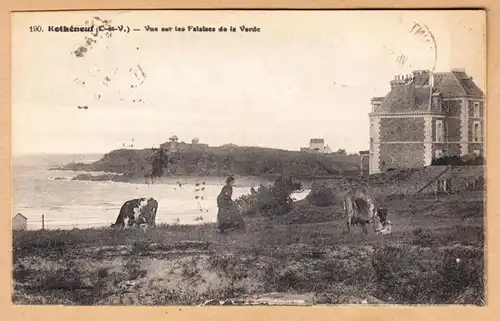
[11,10,486,155]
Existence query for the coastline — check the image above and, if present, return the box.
[47,146,363,186]
[49,169,326,189]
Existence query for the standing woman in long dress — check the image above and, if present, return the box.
[216,176,245,233]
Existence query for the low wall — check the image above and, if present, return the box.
[369,166,484,196]
[307,165,484,203]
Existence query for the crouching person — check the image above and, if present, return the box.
[216,176,245,233]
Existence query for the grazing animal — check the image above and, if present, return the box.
[342,186,391,235]
[111,198,158,229]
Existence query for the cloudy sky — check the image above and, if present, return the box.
[11,10,485,155]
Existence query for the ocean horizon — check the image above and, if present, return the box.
[12,153,310,230]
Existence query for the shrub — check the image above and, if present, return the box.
[306,185,337,207]
[235,176,302,216]
[431,154,484,166]
[234,185,267,216]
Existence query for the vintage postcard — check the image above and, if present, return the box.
[11,10,486,307]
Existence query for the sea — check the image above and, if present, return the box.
[12,154,310,230]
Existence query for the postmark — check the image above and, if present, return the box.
[383,20,438,85]
[69,16,148,108]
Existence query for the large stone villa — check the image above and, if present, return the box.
[369,69,485,174]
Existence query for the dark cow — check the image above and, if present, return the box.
[342,186,391,235]
[111,198,158,229]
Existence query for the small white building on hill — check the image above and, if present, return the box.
[301,138,333,154]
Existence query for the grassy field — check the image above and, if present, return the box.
[12,190,484,306]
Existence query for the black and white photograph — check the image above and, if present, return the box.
[11,10,485,306]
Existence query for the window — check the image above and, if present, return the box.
[474,150,481,156]
[435,149,443,159]
[435,120,444,142]
[474,102,480,118]
[442,100,450,113]
[473,121,481,142]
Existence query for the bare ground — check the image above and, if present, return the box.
[12,191,484,306]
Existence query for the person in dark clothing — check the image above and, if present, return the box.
[216,176,245,233]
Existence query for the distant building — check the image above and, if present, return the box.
[369,69,485,174]
[190,137,209,150]
[302,138,333,154]
[310,138,325,152]
[12,213,27,231]
[160,141,178,152]
[160,141,209,152]
[160,137,209,152]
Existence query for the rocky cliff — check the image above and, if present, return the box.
[53,145,362,182]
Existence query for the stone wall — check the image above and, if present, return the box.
[367,165,484,196]
[447,118,462,142]
[467,97,484,144]
[431,117,447,143]
[468,99,485,118]
[379,117,425,142]
[446,99,463,118]
[468,118,484,143]
[379,143,425,170]
[468,143,484,155]
[431,143,447,159]
[450,165,484,192]
[447,143,462,157]
[430,143,462,159]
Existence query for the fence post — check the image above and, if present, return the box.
[42,214,45,230]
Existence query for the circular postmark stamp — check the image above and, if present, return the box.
[69,15,148,107]
[382,19,438,85]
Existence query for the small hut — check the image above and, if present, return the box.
[12,213,28,231]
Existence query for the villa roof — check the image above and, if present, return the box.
[374,69,484,114]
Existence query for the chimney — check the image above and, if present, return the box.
[390,73,413,88]
[390,74,400,88]
[451,68,466,73]
[412,69,430,86]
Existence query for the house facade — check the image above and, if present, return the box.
[301,139,333,154]
[310,138,325,152]
[369,69,485,174]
